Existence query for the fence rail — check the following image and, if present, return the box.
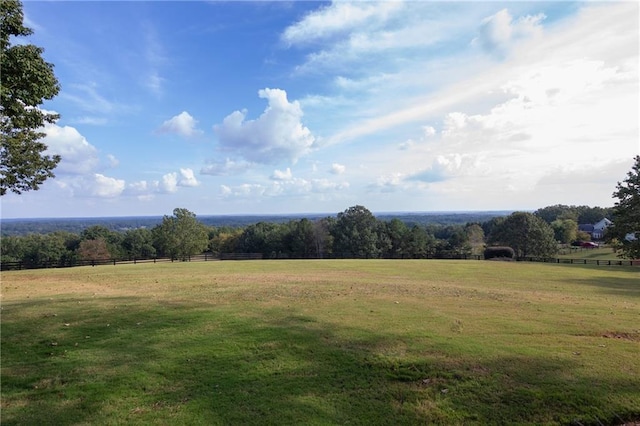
[1,253,638,271]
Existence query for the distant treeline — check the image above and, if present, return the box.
[1,204,613,270]
[1,211,512,237]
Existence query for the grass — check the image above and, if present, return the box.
[1,260,639,425]
[557,245,622,261]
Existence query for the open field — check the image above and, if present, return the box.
[557,246,622,261]
[2,260,639,425]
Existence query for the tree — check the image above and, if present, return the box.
[312,218,333,259]
[606,156,640,259]
[122,228,156,259]
[237,222,285,257]
[465,223,485,256]
[331,205,380,258]
[487,212,557,259]
[550,218,578,244]
[81,225,124,259]
[152,208,209,260]
[1,0,61,195]
[78,238,111,262]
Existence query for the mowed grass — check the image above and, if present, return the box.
[1,260,639,425]
[557,246,623,261]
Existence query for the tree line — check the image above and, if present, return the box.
[0,204,620,269]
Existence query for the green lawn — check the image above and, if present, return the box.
[1,260,639,425]
[557,245,622,261]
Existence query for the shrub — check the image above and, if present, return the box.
[484,246,515,260]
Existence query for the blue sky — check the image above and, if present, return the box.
[2,1,638,218]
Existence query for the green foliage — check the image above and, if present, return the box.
[1,0,61,195]
[237,222,285,257]
[550,218,578,244]
[488,212,557,259]
[122,228,156,259]
[81,225,125,258]
[465,223,485,256]
[534,204,613,225]
[483,246,515,260]
[607,156,640,259]
[332,205,381,258]
[152,208,209,260]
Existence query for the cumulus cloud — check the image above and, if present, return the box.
[372,172,405,192]
[214,88,316,164]
[160,172,178,193]
[43,124,100,175]
[271,168,293,181]
[178,168,199,187]
[66,174,125,198]
[158,111,202,137]
[125,168,199,199]
[409,155,465,183]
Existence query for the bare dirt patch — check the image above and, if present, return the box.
[601,331,640,341]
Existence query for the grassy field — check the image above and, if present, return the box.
[1,260,639,425]
[557,246,622,261]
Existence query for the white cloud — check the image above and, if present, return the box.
[271,167,293,181]
[73,116,108,125]
[160,172,178,193]
[474,9,545,56]
[214,88,316,164]
[281,1,403,45]
[67,174,125,198]
[330,163,346,175]
[201,158,253,176]
[107,154,119,168]
[43,123,100,175]
[125,168,199,199]
[219,176,349,200]
[158,111,202,138]
[178,168,199,187]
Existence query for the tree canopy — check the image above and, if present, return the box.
[488,212,557,259]
[1,0,61,195]
[153,208,209,260]
[607,156,640,259]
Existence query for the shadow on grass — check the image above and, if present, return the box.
[545,263,640,298]
[2,297,639,425]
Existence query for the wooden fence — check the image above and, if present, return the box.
[1,253,638,271]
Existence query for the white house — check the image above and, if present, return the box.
[591,218,612,240]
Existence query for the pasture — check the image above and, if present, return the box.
[1,260,639,425]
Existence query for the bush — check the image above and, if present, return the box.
[484,246,515,260]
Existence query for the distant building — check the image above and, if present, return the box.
[578,218,612,240]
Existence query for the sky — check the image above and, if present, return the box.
[2,1,638,218]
